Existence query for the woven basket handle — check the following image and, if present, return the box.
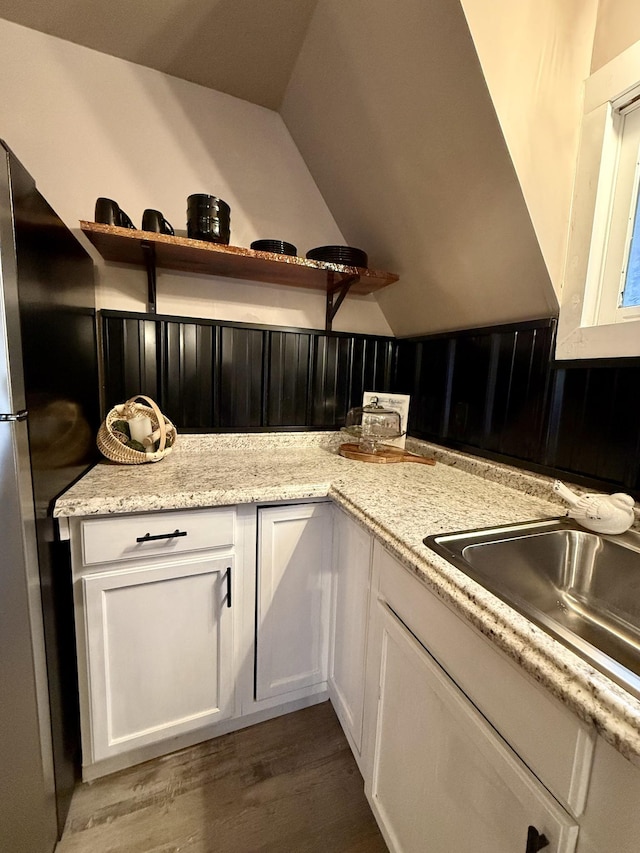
[126,395,167,452]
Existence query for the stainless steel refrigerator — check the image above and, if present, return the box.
[0,143,100,851]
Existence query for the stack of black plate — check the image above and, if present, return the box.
[306,245,368,268]
[250,239,297,256]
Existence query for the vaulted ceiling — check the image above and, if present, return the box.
[0,0,569,336]
[0,0,318,110]
[281,0,560,336]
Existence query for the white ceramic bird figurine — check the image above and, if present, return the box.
[552,480,636,534]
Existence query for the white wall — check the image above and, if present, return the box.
[592,0,640,71]
[0,19,393,335]
[460,0,597,297]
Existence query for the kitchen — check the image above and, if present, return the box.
[2,1,640,852]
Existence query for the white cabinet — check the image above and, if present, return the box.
[369,603,578,853]
[374,542,595,815]
[255,502,333,701]
[66,491,640,845]
[83,556,235,761]
[70,506,241,775]
[70,500,335,778]
[329,507,373,761]
[575,735,640,853]
[360,542,608,852]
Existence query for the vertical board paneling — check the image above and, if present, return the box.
[219,326,264,428]
[311,332,393,427]
[447,334,493,446]
[161,321,214,429]
[101,311,639,495]
[548,363,640,487]
[349,337,372,406]
[397,323,555,463]
[102,315,159,409]
[350,337,395,409]
[392,339,421,399]
[267,331,311,426]
[101,312,397,433]
[486,326,552,461]
[609,368,640,490]
[420,339,453,439]
[548,368,590,476]
[395,318,640,494]
[310,336,354,427]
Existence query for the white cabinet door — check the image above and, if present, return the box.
[369,604,578,853]
[329,508,372,756]
[256,503,332,701]
[83,556,235,761]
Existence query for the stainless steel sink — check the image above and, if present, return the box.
[424,518,640,700]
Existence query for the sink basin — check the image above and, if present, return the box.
[424,518,640,700]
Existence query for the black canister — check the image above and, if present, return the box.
[187,194,231,244]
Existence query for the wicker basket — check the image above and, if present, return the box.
[97,395,177,464]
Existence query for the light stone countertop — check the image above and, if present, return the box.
[54,432,640,767]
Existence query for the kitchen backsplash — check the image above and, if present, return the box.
[101,311,640,496]
[394,319,640,497]
[101,310,395,432]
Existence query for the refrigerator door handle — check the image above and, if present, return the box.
[0,409,28,421]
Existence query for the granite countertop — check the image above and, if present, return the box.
[55,432,640,767]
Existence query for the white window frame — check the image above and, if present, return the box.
[587,98,640,326]
[557,39,640,360]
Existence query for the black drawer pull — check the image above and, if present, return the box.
[225,566,232,608]
[136,529,188,543]
[526,826,550,853]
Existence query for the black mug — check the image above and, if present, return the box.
[186,194,230,244]
[95,197,134,229]
[142,209,174,235]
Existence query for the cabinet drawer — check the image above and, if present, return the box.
[375,542,595,816]
[81,507,235,566]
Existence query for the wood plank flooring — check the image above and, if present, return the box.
[56,702,388,853]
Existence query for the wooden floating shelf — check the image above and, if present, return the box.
[80,222,398,295]
[81,222,399,331]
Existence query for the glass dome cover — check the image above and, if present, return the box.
[343,396,403,453]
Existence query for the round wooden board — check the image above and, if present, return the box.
[339,443,435,465]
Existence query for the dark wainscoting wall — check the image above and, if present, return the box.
[101,310,396,432]
[394,318,640,497]
[394,320,555,465]
[101,311,640,496]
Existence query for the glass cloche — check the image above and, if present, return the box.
[343,397,403,453]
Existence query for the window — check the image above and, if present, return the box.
[585,93,640,326]
[557,40,640,359]
[623,188,640,308]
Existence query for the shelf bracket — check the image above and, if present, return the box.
[141,241,157,313]
[326,273,360,333]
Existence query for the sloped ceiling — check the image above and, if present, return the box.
[280,0,559,337]
[0,0,560,337]
[0,0,318,110]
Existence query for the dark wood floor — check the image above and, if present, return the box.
[56,702,388,853]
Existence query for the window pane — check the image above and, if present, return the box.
[623,183,640,307]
